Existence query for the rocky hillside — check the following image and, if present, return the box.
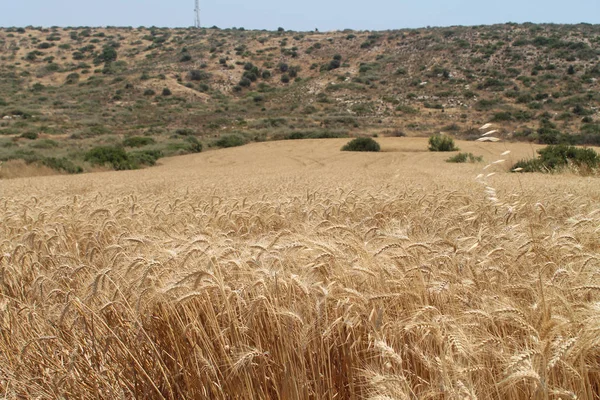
[1,23,599,175]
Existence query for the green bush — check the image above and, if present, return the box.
[214,134,248,148]
[446,152,483,163]
[214,134,247,148]
[84,146,133,170]
[184,136,203,153]
[129,149,163,166]
[513,144,600,173]
[30,139,59,149]
[284,130,347,140]
[65,72,80,84]
[428,134,458,151]
[122,136,156,147]
[20,131,39,140]
[175,128,195,136]
[188,70,210,81]
[94,45,118,64]
[42,157,83,174]
[341,137,380,152]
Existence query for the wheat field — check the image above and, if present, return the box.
[1,138,599,399]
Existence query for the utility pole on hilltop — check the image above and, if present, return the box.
[194,0,201,29]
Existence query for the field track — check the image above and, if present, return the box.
[1,138,600,399]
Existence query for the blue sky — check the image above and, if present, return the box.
[2,0,599,31]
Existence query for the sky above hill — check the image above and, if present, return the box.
[2,0,600,31]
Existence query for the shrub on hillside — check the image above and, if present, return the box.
[175,128,195,136]
[94,45,118,65]
[341,137,381,152]
[512,144,599,173]
[42,157,83,174]
[284,130,348,140]
[122,136,156,148]
[184,136,203,153]
[214,134,247,148]
[20,131,39,140]
[428,134,458,151]
[65,73,80,84]
[129,150,163,167]
[85,146,133,170]
[188,70,210,81]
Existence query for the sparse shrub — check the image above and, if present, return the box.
[174,128,194,136]
[214,134,247,148]
[65,73,80,84]
[84,146,133,170]
[188,70,210,81]
[446,152,483,163]
[239,78,251,87]
[129,149,163,166]
[95,45,118,64]
[143,88,156,96]
[428,134,458,151]
[387,130,406,137]
[278,63,289,73]
[281,74,290,83]
[162,87,172,96]
[41,157,83,174]
[184,136,203,153]
[341,137,381,152]
[242,70,258,82]
[20,131,39,140]
[288,66,300,78]
[513,144,599,173]
[327,58,341,71]
[30,139,59,149]
[45,63,60,73]
[123,136,156,148]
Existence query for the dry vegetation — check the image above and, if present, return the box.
[1,138,599,399]
[1,24,599,176]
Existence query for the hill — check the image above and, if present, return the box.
[1,23,600,176]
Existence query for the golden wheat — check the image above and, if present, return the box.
[0,138,599,399]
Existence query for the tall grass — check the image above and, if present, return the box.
[1,139,599,399]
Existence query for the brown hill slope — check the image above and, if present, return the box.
[0,23,599,175]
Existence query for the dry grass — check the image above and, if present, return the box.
[1,138,600,399]
[0,160,58,179]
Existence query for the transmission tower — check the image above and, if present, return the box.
[194,0,201,28]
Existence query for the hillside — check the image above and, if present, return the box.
[1,23,600,176]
